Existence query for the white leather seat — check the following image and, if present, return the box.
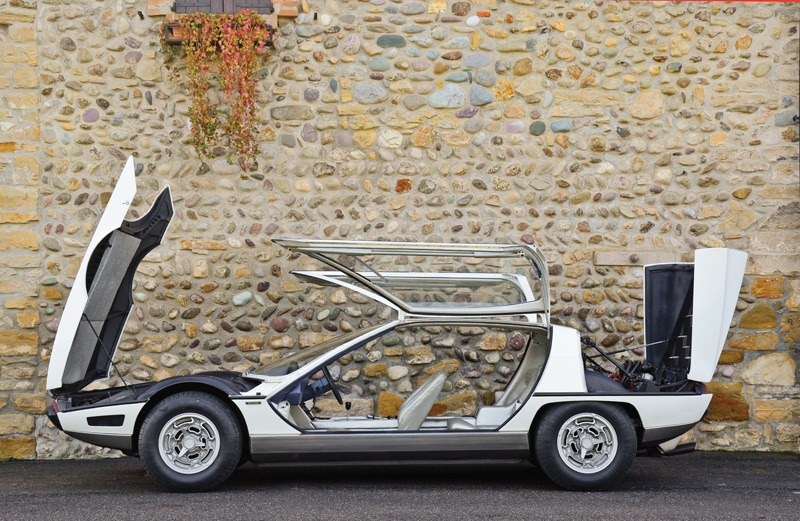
[397,373,446,431]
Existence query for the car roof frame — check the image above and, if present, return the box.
[274,238,550,328]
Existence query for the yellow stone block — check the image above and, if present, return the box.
[377,392,404,417]
[8,26,36,43]
[0,187,38,211]
[0,331,38,356]
[0,44,37,65]
[471,31,482,50]
[752,277,784,298]
[754,400,798,422]
[352,130,376,148]
[0,213,38,224]
[0,230,38,251]
[364,363,387,377]
[0,437,36,460]
[337,104,366,116]
[0,414,33,436]
[14,394,46,414]
[493,77,514,100]
[729,332,778,351]
[12,68,38,88]
[428,0,446,13]
[6,93,38,109]
[41,287,62,300]
[4,297,36,309]
[16,310,39,329]
[710,133,727,146]
[736,35,752,50]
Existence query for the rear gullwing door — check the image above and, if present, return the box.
[273,239,550,326]
[643,248,747,383]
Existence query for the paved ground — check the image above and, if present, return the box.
[0,452,797,520]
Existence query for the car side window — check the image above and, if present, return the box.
[311,324,535,420]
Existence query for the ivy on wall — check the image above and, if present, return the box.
[162,10,272,169]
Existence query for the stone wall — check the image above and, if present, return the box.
[0,0,798,459]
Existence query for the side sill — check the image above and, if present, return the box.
[250,432,529,463]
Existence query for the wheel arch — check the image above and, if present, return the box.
[528,400,644,450]
[131,381,251,456]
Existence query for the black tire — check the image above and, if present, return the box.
[533,402,636,491]
[139,392,243,492]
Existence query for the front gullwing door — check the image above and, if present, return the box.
[46,158,174,395]
[273,238,550,326]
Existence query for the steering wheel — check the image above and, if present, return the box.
[322,365,343,405]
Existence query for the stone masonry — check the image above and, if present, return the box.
[0,0,798,459]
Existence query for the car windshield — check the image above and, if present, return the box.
[249,324,385,377]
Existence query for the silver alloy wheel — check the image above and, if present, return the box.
[158,412,220,475]
[556,412,618,474]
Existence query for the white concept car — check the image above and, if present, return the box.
[46,159,748,492]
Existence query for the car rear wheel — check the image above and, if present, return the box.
[533,402,636,491]
[139,391,242,492]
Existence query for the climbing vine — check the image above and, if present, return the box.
[163,10,271,169]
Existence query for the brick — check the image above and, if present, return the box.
[0,331,38,356]
[0,230,38,251]
[0,437,36,460]
[147,0,173,16]
[0,414,35,435]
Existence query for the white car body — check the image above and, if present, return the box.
[46,160,747,491]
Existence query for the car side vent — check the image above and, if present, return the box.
[87,415,125,427]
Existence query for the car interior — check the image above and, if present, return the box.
[269,325,550,433]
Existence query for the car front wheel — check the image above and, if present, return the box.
[533,402,636,491]
[139,391,243,492]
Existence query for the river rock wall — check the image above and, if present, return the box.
[0,0,797,458]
